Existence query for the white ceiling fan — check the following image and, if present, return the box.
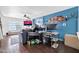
[24,14,30,19]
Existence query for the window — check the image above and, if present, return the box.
[8,21,21,32]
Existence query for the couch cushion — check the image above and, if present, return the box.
[77,32,79,40]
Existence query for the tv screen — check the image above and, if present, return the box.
[24,21,32,25]
[47,24,57,30]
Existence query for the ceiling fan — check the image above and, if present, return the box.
[23,14,31,19]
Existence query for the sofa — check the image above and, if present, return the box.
[64,33,79,50]
[21,29,43,44]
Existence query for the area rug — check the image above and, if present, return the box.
[9,35,20,45]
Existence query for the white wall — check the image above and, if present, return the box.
[1,16,24,35]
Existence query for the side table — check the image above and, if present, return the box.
[50,32,59,48]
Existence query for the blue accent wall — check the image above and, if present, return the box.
[33,7,78,41]
[43,7,78,40]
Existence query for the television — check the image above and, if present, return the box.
[47,24,57,30]
[24,20,32,25]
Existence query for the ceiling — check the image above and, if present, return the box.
[0,6,74,19]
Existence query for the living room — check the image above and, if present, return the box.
[0,6,79,53]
